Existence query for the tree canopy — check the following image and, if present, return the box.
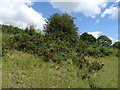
[97,35,112,46]
[80,32,96,43]
[44,13,78,42]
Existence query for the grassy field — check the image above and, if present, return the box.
[85,56,118,88]
[1,32,119,88]
[2,50,118,88]
[2,50,89,88]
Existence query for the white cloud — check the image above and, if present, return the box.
[101,0,119,20]
[88,31,102,38]
[115,39,120,42]
[96,19,100,23]
[88,31,114,43]
[115,0,120,2]
[50,0,107,18]
[101,6,118,20]
[0,0,45,30]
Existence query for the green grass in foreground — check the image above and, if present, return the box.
[2,50,118,88]
[2,50,88,88]
[86,56,118,88]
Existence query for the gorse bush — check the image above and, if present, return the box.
[4,32,84,64]
[9,34,44,54]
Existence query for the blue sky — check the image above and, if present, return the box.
[0,0,119,43]
[31,2,118,43]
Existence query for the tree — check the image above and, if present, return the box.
[80,32,96,43]
[25,25,36,36]
[44,13,78,42]
[112,41,120,49]
[25,27,29,33]
[97,35,112,46]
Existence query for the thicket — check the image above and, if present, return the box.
[1,13,119,77]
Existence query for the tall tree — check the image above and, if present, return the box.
[80,32,96,43]
[44,13,78,42]
[97,35,112,46]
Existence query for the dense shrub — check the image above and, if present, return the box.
[77,59,104,79]
[99,46,112,56]
[86,46,112,58]
[7,34,32,50]
[112,41,120,49]
[3,32,84,64]
[2,27,113,64]
[2,24,24,34]
[87,47,102,58]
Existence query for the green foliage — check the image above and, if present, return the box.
[79,60,104,80]
[44,13,78,43]
[2,13,115,80]
[99,46,112,56]
[97,35,112,46]
[4,31,82,64]
[80,32,96,43]
[86,46,112,58]
[42,35,81,64]
[6,33,44,55]
[112,41,120,49]
[87,47,102,58]
[7,34,32,50]
[2,24,24,34]
[25,25,36,36]
[2,24,114,65]
[1,13,118,88]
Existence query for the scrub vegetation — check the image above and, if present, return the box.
[1,13,119,88]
